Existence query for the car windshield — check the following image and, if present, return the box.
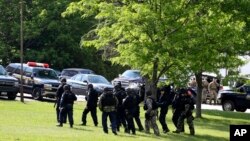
[122,70,141,78]
[34,69,58,79]
[88,75,110,84]
[0,65,7,75]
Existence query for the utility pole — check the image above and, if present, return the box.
[20,0,24,102]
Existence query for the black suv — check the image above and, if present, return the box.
[0,65,19,100]
[6,62,60,100]
[112,70,144,88]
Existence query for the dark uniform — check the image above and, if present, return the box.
[173,89,195,135]
[122,88,137,134]
[172,89,185,132]
[99,88,118,135]
[57,85,77,128]
[55,78,67,123]
[157,85,172,133]
[81,84,99,126]
[133,91,144,131]
[113,84,127,132]
[144,91,160,136]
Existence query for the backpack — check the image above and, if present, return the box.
[143,97,158,110]
[102,92,116,107]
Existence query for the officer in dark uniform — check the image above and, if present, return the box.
[57,85,77,128]
[98,87,118,135]
[122,88,137,134]
[133,89,144,132]
[157,85,171,133]
[55,78,67,123]
[113,82,127,132]
[81,84,99,126]
[139,84,145,102]
[173,89,195,135]
[172,88,185,132]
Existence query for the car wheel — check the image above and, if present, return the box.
[32,88,43,100]
[222,100,235,111]
[236,108,247,112]
[7,92,17,100]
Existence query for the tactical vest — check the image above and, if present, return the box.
[144,97,158,110]
[102,93,116,107]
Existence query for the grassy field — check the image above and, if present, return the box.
[0,98,250,141]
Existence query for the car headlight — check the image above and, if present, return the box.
[44,84,52,90]
[34,80,42,85]
[14,82,19,87]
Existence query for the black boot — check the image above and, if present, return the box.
[56,123,63,127]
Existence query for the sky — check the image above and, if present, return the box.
[220,56,250,77]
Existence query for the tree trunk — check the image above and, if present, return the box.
[151,57,159,100]
[195,72,203,118]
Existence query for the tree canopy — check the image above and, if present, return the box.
[65,0,248,117]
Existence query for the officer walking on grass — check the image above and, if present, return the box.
[113,82,128,132]
[55,78,67,123]
[98,87,118,135]
[173,89,195,135]
[144,91,160,136]
[81,84,99,126]
[157,85,171,133]
[172,88,185,132]
[57,85,77,128]
[122,88,137,134]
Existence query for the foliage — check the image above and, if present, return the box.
[65,0,248,117]
[0,0,126,80]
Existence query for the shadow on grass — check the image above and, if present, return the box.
[72,127,93,132]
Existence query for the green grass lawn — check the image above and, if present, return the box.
[0,99,250,141]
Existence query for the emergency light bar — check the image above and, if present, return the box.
[27,62,49,68]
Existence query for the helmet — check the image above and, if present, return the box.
[126,88,135,95]
[88,84,93,89]
[63,85,70,91]
[60,78,66,83]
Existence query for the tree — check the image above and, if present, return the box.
[0,0,126,80]
[65,0,247,118]
[65,0,199,97]
[179,0,246,117]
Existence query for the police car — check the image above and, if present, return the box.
[0,65,19,100]
[6,62,60,100]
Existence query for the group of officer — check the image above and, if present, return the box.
[55,78,77,128]
[55,78,196,136]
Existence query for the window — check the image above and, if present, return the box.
[6,64,15,73]
[14,66,21,74]
[24,67,32,76]
[61,70,78,77]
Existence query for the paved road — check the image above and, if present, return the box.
[3,93,249,113]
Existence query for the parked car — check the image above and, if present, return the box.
[217,85,250,112]
[0,65,19,100]
[67,74,113,96]
[59,68,95,79]
[6,62,60,100]
[112,70,144,88]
